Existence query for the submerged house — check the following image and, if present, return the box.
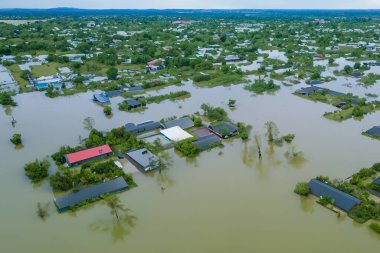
[125,120,162,134]
[308,179,361,212]
[193,134,221,150]
[294,86,323,96]
[123,98,145,110]
[125,148,159,172]
[54,177,128,212]
[93,93,110,104]
[65,144,113,167]
[373,177,380,185]
[208,122,238,139]
[162,117,194,129]
[365,126,380,137]
[125,86,144,93]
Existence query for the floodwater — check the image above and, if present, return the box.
[1,80,380,253]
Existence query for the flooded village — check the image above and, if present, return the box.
[0,9,380,253]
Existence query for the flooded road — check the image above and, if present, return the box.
[1,80,380,253]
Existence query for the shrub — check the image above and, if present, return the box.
[24,159,50,183]
[294,182,310,196]
[282,134,295,143]
[49,172,73,191]
[369,223,380,234]
[0,92,17,106]
[175,139,201,157]
[10,133,22,145]
[201,103,228,121]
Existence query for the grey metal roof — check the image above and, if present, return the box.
[366,126,380,137]
[163,117,194,129]
[125,98,143,107]
[125,120,162,134]
[308,179,361,212]
[126,148,159,169]
[209,122,238,135]
[105,90,121,97]
[373,176,380,185]
[193,134,221,150]
[54,177,128,212]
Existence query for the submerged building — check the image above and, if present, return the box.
[54,177,128,212]
[308,179,361,212]
[65,144,113,167]
[125,148,159,172]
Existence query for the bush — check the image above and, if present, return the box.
[369,223,380,234]
[282,134,295,143]
[0,92,17,106]
[294,182,310,196]
[10,133,22,145]
[244,79,280,94]
[193,74,211,82]
[175,139,201,157]
[24,159,50,183]
[49,172,73,191]
[193,116,202,127]
[201,103,228,121]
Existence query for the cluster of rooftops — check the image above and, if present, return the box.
[55,116,240,212]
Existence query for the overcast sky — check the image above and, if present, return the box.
[1,0,380,9]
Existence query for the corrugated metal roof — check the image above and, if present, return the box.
[66,145,113,164]
[125,148,159,170]
[366,126,380,137]
[193,134,221,150]
[54,177,128,212]
[373,176,380,185]
[163,117,194,129]
[308,179,361,212]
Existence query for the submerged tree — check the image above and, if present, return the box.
[104,195,127,220]
[254,134,262,159]
[37,202,49,220]
[83,117,95,130]
[265,121,279,143]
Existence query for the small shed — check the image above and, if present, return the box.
[208,122,238,139]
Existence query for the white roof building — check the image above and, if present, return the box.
[160,126,193,142]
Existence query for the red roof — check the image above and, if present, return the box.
[66,145,112,164]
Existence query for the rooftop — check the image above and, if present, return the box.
[66,144,113,164]
[160,126,193,142]
[126,148,159,171]
[54,177,128,212]
[163,117,194,129]
[308,179,361,212]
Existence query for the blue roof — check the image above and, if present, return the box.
[193,134,221,150]
[105,90,121,97]
[308,179,361,212]
[93,93,110,104]
[373,176,380,185]
[54,177,128,212]
[366,126,380,137]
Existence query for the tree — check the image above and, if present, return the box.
[37,202,49,220]
[344,65,353,75]
[352,105,364,117]
[20,70,30,80]
[106,67,118,80]
[354,62,361,70]
[24,159,50,183]
[49,172,73,191]
[265,121,279,143]
[254,134,262,159]
[83,117,95,130]
[0,92,17,106]
[294,182,310,196]
[103,105,112,116]
[10,133,22,145]
[104,195,127,220]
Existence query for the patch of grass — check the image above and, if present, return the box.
[7,65,30,92]
[31,62,64,77]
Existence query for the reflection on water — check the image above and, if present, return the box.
[299,196,316,214]
[90,212,137,242]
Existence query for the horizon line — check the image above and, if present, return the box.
[0,7,380,10]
